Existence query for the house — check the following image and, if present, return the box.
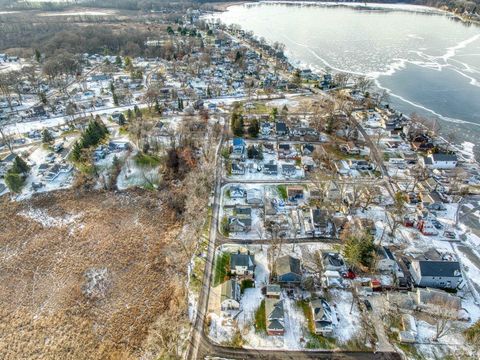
[246,188,263,205]
[302,143,315,155]
[311,209,333,236]
[409,260,462,289]
[228,216,251,232]
[415,287,461,316]
[321,252,346,272]
[230,252,255,277]
[276,255,302,285]
[108,141,130,151]
[231,162,245,175]
[33,105,46,117]
[266,298,285,335]
[230,185,246,199]
[310,299,334,335]
[220,279,241,311]
[232,138,246,160]
[263,162,278,175]
[287,186,304,202]
[424,153,458,170]
[266,284,281,298]
[232,137,245,152]
[275,121,288,136]
[281,164,297,177]
[352,160,373,171]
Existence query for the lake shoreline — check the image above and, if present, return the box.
[213,1,480,26]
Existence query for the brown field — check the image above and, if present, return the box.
[0,189,189,360]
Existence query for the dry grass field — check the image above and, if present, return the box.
[0,189,189,360]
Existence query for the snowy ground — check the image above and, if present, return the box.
[116,151,160,190]
[208,243,361,349]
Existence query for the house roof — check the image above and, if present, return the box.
[310,299,333,322]
[322,252,345,267]
[233,137,245,147]
[417,288,461,310]
[432,153,457,162]
[266,298,284,323]
[230,253,255,270]
[266,284,281,293]
[277,255,301,277]
[416,260,461,277]
[275,122,287,132]
[220,279,239,303]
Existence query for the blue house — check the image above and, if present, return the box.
[276,256,302,285]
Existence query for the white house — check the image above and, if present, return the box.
[424,153,457,170]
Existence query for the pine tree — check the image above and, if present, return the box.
[154,99,162,114]
[115,56,122,67]
[11,156,30,175]
[134,105,142,119]
[112,92,119,106]
[34,49,41,63]
[127,109,134,122]
[71,141,82,161]
[41,129,54,144]
[248,119,260,138]
[5,172,24,193]
[118,113,126,126]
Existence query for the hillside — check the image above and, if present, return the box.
[0,189,189,359]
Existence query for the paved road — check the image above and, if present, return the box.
[188,116,228,360]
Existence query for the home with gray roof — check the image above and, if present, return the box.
[275,255,302,285]
[265,298,285,335]
[230,252,255,278]
[409,260,462,289]
[321,252,346,272]
[220,279,241,311]
[310,298,334,335]
[424,153,458,170]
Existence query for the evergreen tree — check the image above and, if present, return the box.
[124,57,133,72]
[231,112,244,137]
[34,49,41,63]
[343,232,376,271]
[71,141,82,161]
[248,119,260,138]
[112,92,119,106]
[11,156,30,175]
[235,51,242,63]
[118,113,126,126]
[41,129,54,144]
[154,99,162,114]
[134,105,142,119]
[127,109,134,122]
[115,56,122,67]
[5,172,24,193]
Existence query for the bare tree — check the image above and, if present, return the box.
[0,124,14,154]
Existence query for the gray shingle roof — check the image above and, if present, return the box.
[277,255,301,276]
[230,253,255,270]
[418,260,461,277]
